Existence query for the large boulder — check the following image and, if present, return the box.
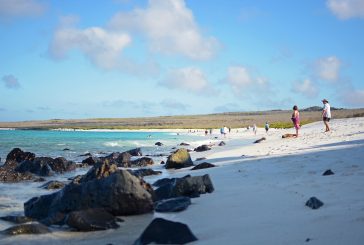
[15,158,53,176]
[0,167,33,182]
[101,152,131,167]
[4,148,35,168]
[15,157,77,177]
[165,149,193,169]
[127,148,143,156]
[49,157,77,173]
[154,174,214,201]
[24,168,154,222]
[133,218,197,245]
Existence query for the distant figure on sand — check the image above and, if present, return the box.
[265,122,269,133]
[252,124,257,135]
[205,129,208,136]
[291,105,300,137]
[322,99,331,132]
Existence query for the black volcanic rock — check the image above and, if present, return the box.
[24,168,154,222]
[133,218,197,245]
[65,208,120,231]
[322,169,334,176]
[194,145,211,152]
[5,148,35,168]
[154,197,191,212]
[305,197,324,210]
[155,174,214,200]
[191,162,215,170]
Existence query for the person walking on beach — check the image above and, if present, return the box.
[322,99,331,132]
[291,105,300,137]
[265,122,269,134]
[252,124,257,135]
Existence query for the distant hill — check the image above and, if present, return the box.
[0,108,362,130]
[303,106,344,111]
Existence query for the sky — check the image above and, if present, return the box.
[0,0,364,121]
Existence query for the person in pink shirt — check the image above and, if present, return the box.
[291,105,300,137]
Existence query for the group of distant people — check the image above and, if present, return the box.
[291,98,331,137]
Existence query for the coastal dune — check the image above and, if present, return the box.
[1,117,364,244]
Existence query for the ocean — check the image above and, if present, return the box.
[0,129,212,238]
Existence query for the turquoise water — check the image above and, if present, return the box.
[0,129,204,163]
[0,129,210,233]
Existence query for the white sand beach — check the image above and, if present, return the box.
[2,117,364,245]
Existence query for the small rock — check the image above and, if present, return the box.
[63,148,70,151]
[130,168,162,178]
[253,137,266,143]
[154,197,191,212]
[66,209,120,231]
[2,223,51,235]
[194,145,211,152]
[0,215,33,224]
[40,180,65,190]
[191,162,215,170]
[195,157,207,161]
[79,153,92,157]
[155,142,163,146]
[322,169,334,176]
[218,141,226,146]
[305,197,324,209]
[180,143,190,146]
[133,218,197,245]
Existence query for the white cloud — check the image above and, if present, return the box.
[109,0,219,60]
[0,0,46,19]
[49,16,131,70]
[327,0,364,19]
[224,66,253,90]
[314,56,341,82]
[222,65,270,96]
[160,67,213,94]
[291,79,319,98]
[2,74,21,89]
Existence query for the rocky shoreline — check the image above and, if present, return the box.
[0,143,217,244]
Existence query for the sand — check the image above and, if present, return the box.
[1,117,364,245]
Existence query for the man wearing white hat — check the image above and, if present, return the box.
[322,99,331,132]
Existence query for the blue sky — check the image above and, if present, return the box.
[1,0,364,121]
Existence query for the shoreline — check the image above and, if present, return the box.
[1,117,364,244]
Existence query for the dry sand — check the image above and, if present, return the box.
[2,117,364,245]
